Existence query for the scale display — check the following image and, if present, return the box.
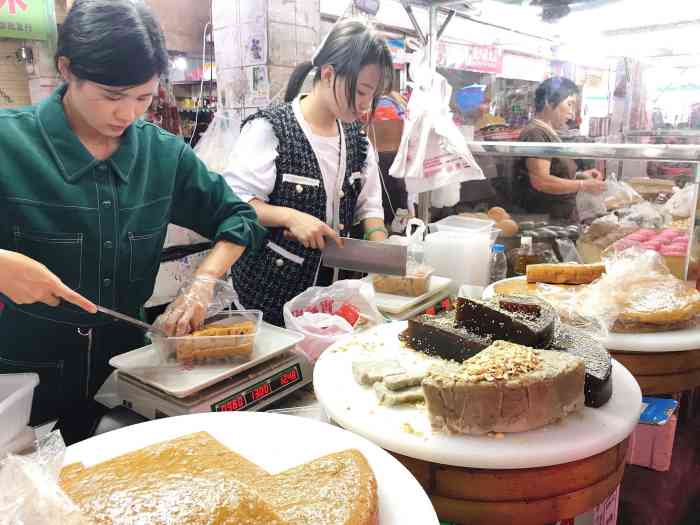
[211,364,303,412]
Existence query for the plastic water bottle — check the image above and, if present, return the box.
[489,243,508,284]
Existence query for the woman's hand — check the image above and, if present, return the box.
[154,275,220,336]
[284,209,342,250]
[580,178,607,194]
[582,169,604,180]
[0,250,96,313]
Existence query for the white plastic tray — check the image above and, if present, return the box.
[314,322,642,469]
[64,412,440,525]
[366,275,452,314]
[483,276,700,353]
[109,322,304,398]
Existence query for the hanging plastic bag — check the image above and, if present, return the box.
[193,110,242,174]
[389,47,484,196]
[283,280,384,362]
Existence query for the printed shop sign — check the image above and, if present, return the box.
[437,42,503,74]
[0,0,50,40]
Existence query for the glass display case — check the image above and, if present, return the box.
[458,141,700,280]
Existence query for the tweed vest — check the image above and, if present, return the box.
[231,102,368,326]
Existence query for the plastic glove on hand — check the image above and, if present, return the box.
[154,275,231,336]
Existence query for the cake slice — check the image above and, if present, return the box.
[422,341,585,435]
[400,310,491,362]
[526,263,605,285]
[454,295,557,349]
[550,324,613,408]
[253,449,378,525]
[59,432,286,525]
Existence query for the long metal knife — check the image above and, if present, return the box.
[322,238,407,276]
[96,305,167,337]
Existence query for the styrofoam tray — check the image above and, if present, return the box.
[365,275,452,314]
[109,322,304,398]
[64,412,439,525]
[483,277,700,353]
[314,322,642,469]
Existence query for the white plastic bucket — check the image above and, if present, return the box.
[0,373,39,446]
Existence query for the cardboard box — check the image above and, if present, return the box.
[628,414,678,472]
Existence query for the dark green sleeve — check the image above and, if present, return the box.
[171,144,267,253]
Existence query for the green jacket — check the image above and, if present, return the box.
[0,84,266,325]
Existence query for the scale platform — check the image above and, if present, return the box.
[103,322,312,420]
[117,350,312,420]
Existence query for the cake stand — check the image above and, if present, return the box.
[314,323,642,525]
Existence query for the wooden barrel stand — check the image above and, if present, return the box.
[392,439,629,525]
[610,348,700,395]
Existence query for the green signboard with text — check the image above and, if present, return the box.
[0,0,51,40]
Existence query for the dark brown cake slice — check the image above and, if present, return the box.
[550,323,613,407]
[400,311,491,362]
[454,295,557,349]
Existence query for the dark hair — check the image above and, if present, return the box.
[284,19,393,117]
[56,0,169,86]
[534,77,579,113]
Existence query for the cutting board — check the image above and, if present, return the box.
[483,277,700,353]
[314,322,642,469]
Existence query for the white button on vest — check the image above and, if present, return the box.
[339,191,345,198]
[275,258,284,267]
[295,184,303,194]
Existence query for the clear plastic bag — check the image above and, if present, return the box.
[603,173,643,211]
[618,201,668,229]
[0,431,88,525]
[663,184,696,218]
[283,280,384,363]
[192,110,242,174]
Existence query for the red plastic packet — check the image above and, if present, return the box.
[336,303,360,327]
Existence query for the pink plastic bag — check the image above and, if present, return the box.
[283,280,384,363]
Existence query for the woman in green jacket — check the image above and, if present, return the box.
[0,0,265,443]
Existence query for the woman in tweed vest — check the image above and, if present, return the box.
[224,19,394,326]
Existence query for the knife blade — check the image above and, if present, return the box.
[322,238,407,276]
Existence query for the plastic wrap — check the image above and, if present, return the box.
[663,184,696,218]
[0,431,88,525]
[283,280,384,362]
[618,201,669,229]
[533,248,700,336]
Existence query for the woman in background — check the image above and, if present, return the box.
[516,77,606,220]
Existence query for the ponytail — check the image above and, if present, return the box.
[284,61,315,102]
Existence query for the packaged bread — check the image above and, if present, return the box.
[526,263,605,285]
[154,311,262,364]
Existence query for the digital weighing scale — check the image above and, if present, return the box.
[102,323,313,420]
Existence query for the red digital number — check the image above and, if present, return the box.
[280,368,298,385]
[218,395,246,412]
[251,383,271,401]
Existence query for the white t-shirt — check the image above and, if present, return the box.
[223,97,384,226]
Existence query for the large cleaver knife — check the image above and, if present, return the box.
[322,238,407,276]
